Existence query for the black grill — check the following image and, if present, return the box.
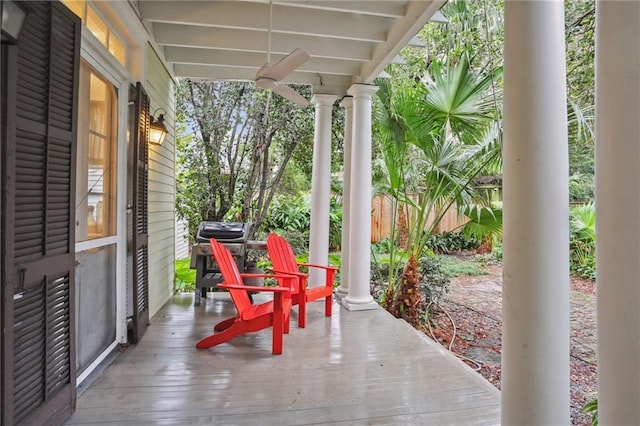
[190,222,250,306]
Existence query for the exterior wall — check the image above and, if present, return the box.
[175,218,190,260]
[145,45,176,317]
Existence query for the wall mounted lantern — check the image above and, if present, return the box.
[149,109,168,146]
[1,0,28,44]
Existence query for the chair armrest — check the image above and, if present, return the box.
[240,273,298,286]
[298,263,339,271]
[240,273,296,280]
[268,268,309,278]
[217,283,291,293]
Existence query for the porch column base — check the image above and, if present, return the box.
[334,286,349,301]
[342,296,377,311]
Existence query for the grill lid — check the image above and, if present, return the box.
[196,221,249,242]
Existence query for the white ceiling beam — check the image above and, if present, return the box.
[139,1,390,42]
[152,23,376,61]
[164,47,362,76]
[407,35,426,47]
[174,63,352,95]
[272,1,407,18]
[358,0,446,84]
[429,10,449,24]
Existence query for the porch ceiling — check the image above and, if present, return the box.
[139,0,446,96]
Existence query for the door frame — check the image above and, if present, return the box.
[74,38,132,386]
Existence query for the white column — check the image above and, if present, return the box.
[502,1,570,424]
[336,96,353,299]
[595,3,640,424]
[308,94,338,286]
[343,84,378,311]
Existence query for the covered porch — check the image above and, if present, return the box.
[66,294,500,425]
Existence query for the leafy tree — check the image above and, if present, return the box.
[402,0,595,203]
[565,0,596,202]
[176,80,316,237]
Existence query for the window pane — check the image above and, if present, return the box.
[62,0,85,20]
[108,33,126,66]
[89,73,108,135]
[87,6,108,47]
[76,63,117,242]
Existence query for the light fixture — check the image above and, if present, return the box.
[1,0,27,44]
[149,109,168,146]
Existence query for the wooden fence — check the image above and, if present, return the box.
[371,195,468,243]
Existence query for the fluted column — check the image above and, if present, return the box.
[595,2,640,424]
[502,1,570,423]
[343,84,378,311]
[308,94,338,286]
[336,96,353,300]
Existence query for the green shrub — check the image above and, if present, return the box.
[175,258,196,292]
[492,242,503,262]
[582,398,598,426]
[426,231,480,254]
[418,253,451,306]
[372,238,397,255]
[472,242,503,265]
[570,203,596,281]
[259,194,343,250]
[370,250,450,311]
[460,203,503,252]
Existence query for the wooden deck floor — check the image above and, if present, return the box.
[67,292,500,425]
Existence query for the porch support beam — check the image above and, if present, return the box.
[308,94,338,286]
[343,84,378,311]
[502,1,570,424]
[336,96,353,299]
[595,2,640,424]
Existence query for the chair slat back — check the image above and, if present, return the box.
[267,233,300,293]
[279,235,299,271]
[209,238,252,314]
[267,233,296,272]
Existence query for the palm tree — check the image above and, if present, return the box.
[374,56,503,324]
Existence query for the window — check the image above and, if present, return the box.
[86,6,108,46]
[62,0,127,66]
[76,62,117,242]
[108,33,126,66]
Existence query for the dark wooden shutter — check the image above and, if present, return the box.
[1,2,80,425]
[130,83,150,344]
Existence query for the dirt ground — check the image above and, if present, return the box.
[425,261,597,425]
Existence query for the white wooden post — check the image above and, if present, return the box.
[502,1,570,423]
[337,96,353,300]
[595,2,640,424]
[308,94,338,286]
[343,84,378,311]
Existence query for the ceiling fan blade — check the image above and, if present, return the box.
[255,77,277,90]
[272,83,310,107]
[257,48,310,81]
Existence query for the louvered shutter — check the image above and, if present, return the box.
[1,2,80,425]
[130,83,150,343]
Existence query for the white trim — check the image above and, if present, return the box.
[91,0,151,47]
[80,26,132,84]
[115,82,129,344]
[76,341,119,385]
[75,22,134,386]
[75,236,118,253]
[90,0,152,81]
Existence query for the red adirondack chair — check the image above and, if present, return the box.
[196,238,296,354]
[266,233,338,328]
